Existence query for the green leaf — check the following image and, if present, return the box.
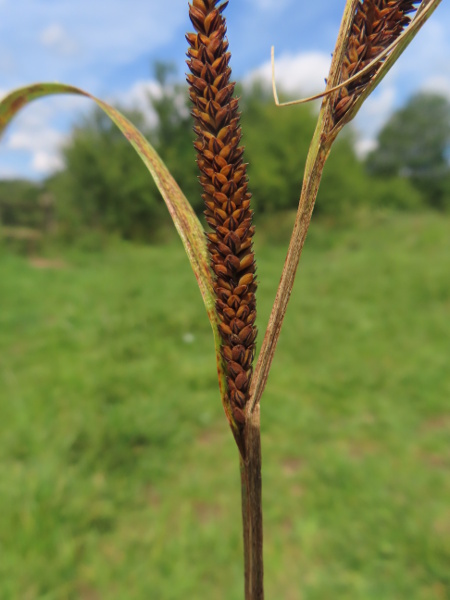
[0,82,235,433]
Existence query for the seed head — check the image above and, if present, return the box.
[186,0,257,430]
[333,0,420,122]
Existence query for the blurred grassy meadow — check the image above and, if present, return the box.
[1,210,449,599]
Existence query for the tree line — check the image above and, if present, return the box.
[2,66,450,243]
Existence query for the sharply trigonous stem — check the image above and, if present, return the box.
[240,405,264,599]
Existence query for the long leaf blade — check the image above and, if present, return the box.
[0,82,234,431]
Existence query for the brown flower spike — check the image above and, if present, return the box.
[186,0,257,430]
[333,0,420,122]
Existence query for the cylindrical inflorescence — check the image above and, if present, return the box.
[186,0,257,429]
[333,0,420,122]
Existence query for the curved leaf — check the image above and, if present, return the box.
[0,83,234,431]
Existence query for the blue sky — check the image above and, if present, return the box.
[0,0,449,180]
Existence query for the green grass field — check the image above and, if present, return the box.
[1,212,449,599]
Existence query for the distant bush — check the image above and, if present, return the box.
[367,176,425,211]
[0,179,45,228]
[48,108,167,242]
[243,84,426,219]
[367,93,450,210]
[3,79,439,248]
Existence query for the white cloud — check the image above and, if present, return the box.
[39,24,77,56]
[31,151,64,174]
[8,128,65,154]
[246,51,331,97]
[358,86,396,123]
[7,127,67,176]
[353,86,396,158]
[354,137,377,159]
[113,80,162,127]
[421,75,450,100]
[112,79,189,128]
[1,97,89,177]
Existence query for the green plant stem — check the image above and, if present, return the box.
[240,405,264,600]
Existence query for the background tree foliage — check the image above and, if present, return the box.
[49,63,200,242]
[242,85,424,217]
[3,73,449,244]
[0,179,44,228]
[50,108,166,242]
[367,93,450,210]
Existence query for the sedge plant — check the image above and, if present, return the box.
[0,1,441,598]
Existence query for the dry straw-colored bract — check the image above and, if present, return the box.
[186,0,257,431]
[333,0,421,121]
